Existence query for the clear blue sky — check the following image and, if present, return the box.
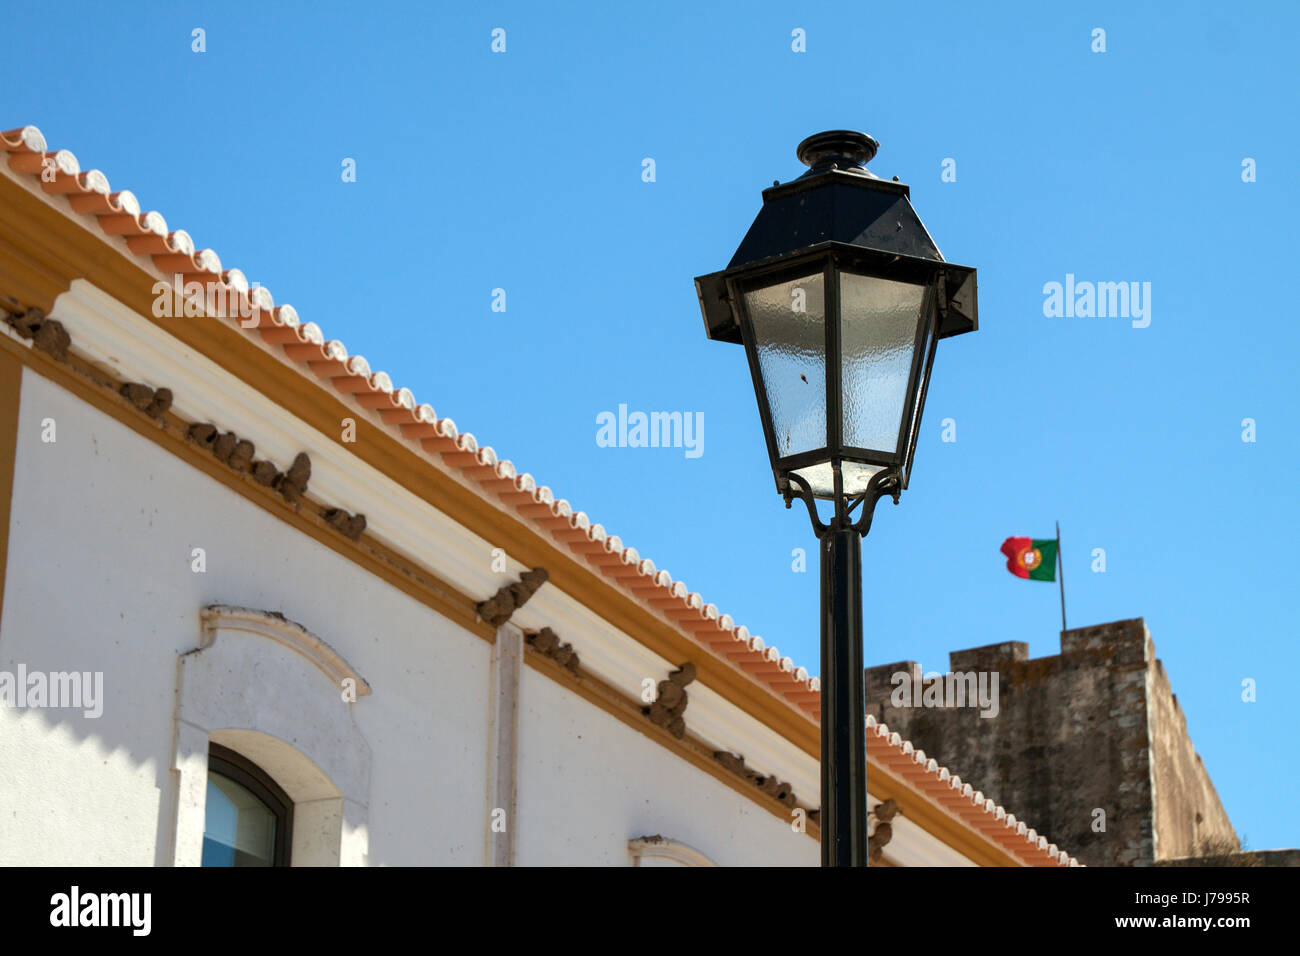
[7,1,1296,853]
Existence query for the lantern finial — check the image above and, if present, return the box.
[795,130,879,174]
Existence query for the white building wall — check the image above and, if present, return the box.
[0,368,490,865]
[0,367,822,865]
[515,666,816,866]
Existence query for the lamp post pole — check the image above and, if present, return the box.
[820,525,867,866]
[787,465,897,866]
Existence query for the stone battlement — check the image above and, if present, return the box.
[865,618,1235,867]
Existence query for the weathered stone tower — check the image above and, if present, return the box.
[865,618,1236,866]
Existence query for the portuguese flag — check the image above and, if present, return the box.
[1000,536,1058,581]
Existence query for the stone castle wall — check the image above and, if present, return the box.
[864,618,1236,867]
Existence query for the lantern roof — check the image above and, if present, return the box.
[695,130,978,345]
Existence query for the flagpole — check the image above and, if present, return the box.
[1056,520,1067,632]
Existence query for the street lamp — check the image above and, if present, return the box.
[693,130,978,866]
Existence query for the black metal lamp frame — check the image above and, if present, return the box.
[693,130,977,868]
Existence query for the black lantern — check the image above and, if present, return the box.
[695,130,977,520]
[693,130,977,867]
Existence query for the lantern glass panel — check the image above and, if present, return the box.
[792,460,884,498]
[839,273,927,456]
[744,270,827,461]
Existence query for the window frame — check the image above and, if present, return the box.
[205,743,294,867]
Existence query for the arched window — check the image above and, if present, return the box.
[201,744,293,867]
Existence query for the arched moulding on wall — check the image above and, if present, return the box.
[199,604,372,697]
[171,606,374,866]
[628,835,718,867]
